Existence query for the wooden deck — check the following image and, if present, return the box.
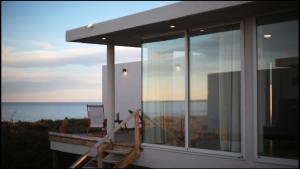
[49,129,135,147]
[50,110,142,168]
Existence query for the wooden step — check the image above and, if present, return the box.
[104,148,131,155]
[82,166,97,169]
[83,159,97,166]
[82,158,97,169]
[112,143,134,148]
[102,154,124,164]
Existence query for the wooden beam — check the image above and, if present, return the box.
[69,154,92,169]
[134,112,141,155]
[113,149,137,168]
[49,135,96,146]
[97,143,111,168]
[48,132,101,141]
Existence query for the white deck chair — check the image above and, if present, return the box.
[87,104,106,135]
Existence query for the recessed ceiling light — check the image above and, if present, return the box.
[264,34,272,39]
[170,25,175,28]
[200,29,205,32]
[87,24,94,29]
[101,37,106,40]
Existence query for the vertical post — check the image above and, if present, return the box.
[52,150,58,168]
[244,17,256,161]
[107,44,115,141]
[134,110,140,155]
[184,30,190,150]
[96,144,108,168]
[97,145,103,168]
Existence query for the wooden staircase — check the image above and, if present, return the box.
[70,109,141,169]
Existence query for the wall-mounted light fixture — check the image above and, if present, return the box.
[176,64,181,71]
[170,25,175,28]
[200,29,205,32]
[101,37,106,40]
[122,68,128,76]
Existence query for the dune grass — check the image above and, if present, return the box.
[1,118,88,168]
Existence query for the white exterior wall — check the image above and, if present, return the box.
[102,61,141,128]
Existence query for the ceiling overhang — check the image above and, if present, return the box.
[66,1,298,47]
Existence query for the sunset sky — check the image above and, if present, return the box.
[1,1,177,102]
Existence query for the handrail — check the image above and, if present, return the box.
[143,114,185,146]
[69,154,91,169]
[70,109,140,169]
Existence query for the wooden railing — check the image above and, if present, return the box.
[69,109,141,169]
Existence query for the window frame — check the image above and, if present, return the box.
[187,20,245,159]
[253,10,299,166]
[141,31,186,148]
[141,20,245,159]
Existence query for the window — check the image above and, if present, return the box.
[257,11,299,159]
[142,34,185,147]
[189,24,241,152]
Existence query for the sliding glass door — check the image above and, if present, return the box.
[142,24,242,152]
[142,33,185,147]
[189,24,241,152]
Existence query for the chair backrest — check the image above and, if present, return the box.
[87,105,104,128]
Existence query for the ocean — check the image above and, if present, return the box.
[1,102,101,122]
[1,101,208,122]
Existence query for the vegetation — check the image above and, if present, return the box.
[1,118,88,168]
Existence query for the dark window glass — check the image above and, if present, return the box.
[257,11,299,159]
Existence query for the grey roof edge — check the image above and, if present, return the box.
[66,1,252,42]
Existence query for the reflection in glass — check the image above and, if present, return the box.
[257,11,299,159]
[189,24,241,152]
[142,35,185,147]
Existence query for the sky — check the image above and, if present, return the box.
[1,1,178,103]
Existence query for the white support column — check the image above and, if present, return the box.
[106,44,115,141]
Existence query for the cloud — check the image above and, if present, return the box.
[2,46,107,67]
[1,42,141,102]
[1,67,103,102]
[27,40,55,50]
[2,45,141,67]
[115,46,141,63]
[1,66,102,84]
[2,88,102,102]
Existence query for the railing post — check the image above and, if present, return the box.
[134,110,140,155]
[97,143,111,168]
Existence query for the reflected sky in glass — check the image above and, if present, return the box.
[143,37,185,101]
[257,20,299,70]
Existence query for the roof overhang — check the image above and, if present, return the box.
[66,1,298,47]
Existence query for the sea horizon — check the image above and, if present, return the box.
[1,101,208,122]
[1,102,102,122]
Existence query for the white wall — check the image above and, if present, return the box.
[133,145,296,168]
[102,61,141,128]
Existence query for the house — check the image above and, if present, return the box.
[49,1,299,168]
[102,61,141,129]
